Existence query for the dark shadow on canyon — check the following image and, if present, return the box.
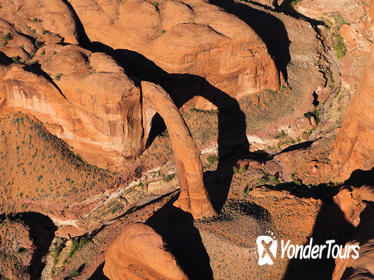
[146,200,214,280]
[263,182,339,201]
[208,0,291,81]
[277,0,326,28]
[281,167,374,279]
[0,52,65,98]
[22,212,57,280]
[282,200,355,280]
[277,140,314,154]
[61,0,91,47]
[23,63,67,99]
[0,52,13,65]
[344,168,374,187]
[89,262,109,280]
[2,212,57,280]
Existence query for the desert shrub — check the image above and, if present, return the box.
[291,0,302,6]
[67,236,89,260]
[68,269,79,278]
[52,243,64,265]
[206,155,218,165]
[55,73,63,80]
[269,175,278,183]
[163,173,175,182]
[240,165,247,174]
[1,33,12,46]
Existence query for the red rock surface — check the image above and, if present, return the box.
[0,0,78,45]
[0,0,281,170]
[0,45,146,171]
[68,0,280,98]
[251,0,285,8]
[330,47,374,180]
[142,81,216,218]
[368,0,374,33]
[294,0,368,24]
[103,223,188,280]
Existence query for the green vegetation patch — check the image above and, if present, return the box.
[331,32,347,59]
[1,32,12,47]
[322,12,347,59]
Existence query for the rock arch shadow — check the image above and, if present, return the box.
[343,168,374,187]
[145,201,214,280]
[281,199,355,279]
[279,168,374,279]
[208,0,291,81]
[277,0,327,27]
[89,262,109,280]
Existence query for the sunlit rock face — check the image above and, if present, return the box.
[104,223,189,280]
[330,47,374,180]
[67,0,280,99]
[0,45,145,171]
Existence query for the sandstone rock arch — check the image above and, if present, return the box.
[0,45,216,219]
[142,81,216,219]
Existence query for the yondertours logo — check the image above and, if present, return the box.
[256,235,360,266]
[257,235,277,265]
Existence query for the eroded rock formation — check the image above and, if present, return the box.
[294,0,368,24]
[0,0,281,171]
[103,223,188,280]
[330,47,374,180]
[0,45,146,170]
[67,0,280,98]
[0,0,78,45]
[142,81,216,218]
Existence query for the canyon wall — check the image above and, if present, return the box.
[330,47,374,180]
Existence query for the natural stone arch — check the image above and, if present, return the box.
[142,81,216,219]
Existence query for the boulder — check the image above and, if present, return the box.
[103,223,188,280]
